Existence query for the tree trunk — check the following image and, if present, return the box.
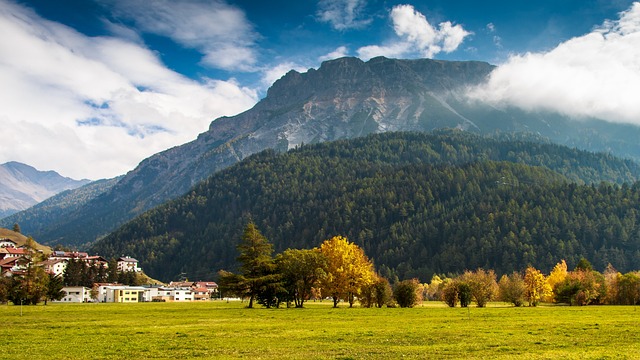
[332,296,339,308]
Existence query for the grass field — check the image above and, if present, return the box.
[1,301,638,359]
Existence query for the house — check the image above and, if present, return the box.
[194,281,219,298]
[152,287,193,302]
[117,257,141,272]
[41,258,68,277]
[55,286,92,303]
[192,287,210,301]
[0,257,19,276]
[100,285,147,303]
[0,247,26,260]
[0,238,17,248]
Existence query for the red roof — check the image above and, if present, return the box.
[6,248,26,255]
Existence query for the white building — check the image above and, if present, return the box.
[117,257,141,272]
[42,259,68,277]
[55,286,92,303]
[152,287,194,302]
[0,238,17,248]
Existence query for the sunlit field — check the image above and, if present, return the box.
[1,301,638,359]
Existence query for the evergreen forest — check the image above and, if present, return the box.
[90,131,640,282]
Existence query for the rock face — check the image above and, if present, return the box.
[14,56,640,247]
[0,162,90,219]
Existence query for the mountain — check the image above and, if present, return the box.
[22,56,640,248]
[90,132,640,282]
[0,162,90,219]
[0,177,120,240]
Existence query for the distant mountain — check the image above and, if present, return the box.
[26,56,640,248]
[91,132,640,282]
[0,162,90,219]
[0,177,120,240]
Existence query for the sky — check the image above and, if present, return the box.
[0,0,639,180]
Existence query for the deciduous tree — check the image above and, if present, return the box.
[498,272,526,307]
[524,266,551,306]
[546,260,567,302]
[461,269,498,307]
[319,236,376,308]
[275,248,326,308]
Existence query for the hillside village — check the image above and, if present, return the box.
[1,234,218,304]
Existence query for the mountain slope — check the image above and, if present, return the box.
[90,132,640,282]
[0,228,51,253]
[28,56,640,248]
[0,162,90,219]
[0,177,120,239]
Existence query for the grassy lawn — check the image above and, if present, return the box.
[1,301,638,359]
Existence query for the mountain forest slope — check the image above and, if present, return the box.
[91,132,640,282]
[21,57,640,248]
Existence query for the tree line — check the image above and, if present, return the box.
[219,223,640,309]
[422,258,640,308]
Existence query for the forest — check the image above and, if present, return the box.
[90,131,640,282]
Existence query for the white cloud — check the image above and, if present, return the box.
[261,62,309,88]
[318,46,350,61]
[468,2,640,126]
[357,4,471,60]
[0,1,257,179]
[317,0,372,31]
[100,0,258,71]
[357,42,411,60]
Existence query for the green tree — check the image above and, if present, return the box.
[12,223,21,233]
[275,248,326,308]
[393,279,422,308]
[441,278,459,307]
[458,282,472,308]
[0,276,11,304]
[63,258,84,286]
[107,258,119,283]
[219,222,278,308]
[44,274,65,305]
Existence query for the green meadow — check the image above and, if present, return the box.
[1,301,638,359]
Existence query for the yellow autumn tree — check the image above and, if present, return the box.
[545,260,568,302]
[524,266,551,306]
[319,236,376,308]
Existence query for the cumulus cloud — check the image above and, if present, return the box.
[357,4,471,60]
[0,1,257,179]
[317,0,372,30]
[468,2,640,126]
[100,0,258,71]
[318,46,350,61]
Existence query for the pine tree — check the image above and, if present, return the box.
[235,222,278,308]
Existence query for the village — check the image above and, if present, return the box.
[0,237,219,303]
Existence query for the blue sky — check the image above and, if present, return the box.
[1,0,639,179]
